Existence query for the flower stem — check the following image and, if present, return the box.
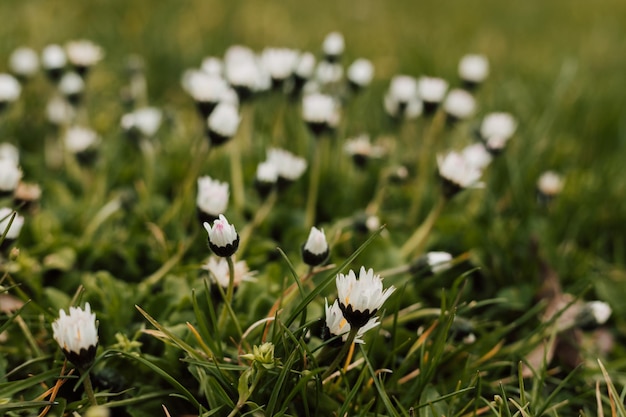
[409,109,446,223]
[305,141,322,229]
[229,136,245,217]
[217,256,237,331]
[320,327,359,381]
[80,368,98,407]
[237,189,278,256]
[227,369,263,417]
[400,196,446,259]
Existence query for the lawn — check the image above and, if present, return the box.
[1,0,626,416]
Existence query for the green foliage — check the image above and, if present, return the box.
[0,0,625,415]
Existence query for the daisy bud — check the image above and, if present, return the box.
[52,303,99,369]
[196,176,229,224]
[202,256,254,294]
[536,170,564,204]
[458,54,489,90]
[352,213,381,233]
[302,92,340,136]
[443,89,476,125]
[261,47,299,90]
[201,56,223,77]
[323,299,380,347]
[0,74,21,112]
[64,126,100,164]
[343,134,386,168]
[13,181,42,212]
[9,47,39,81]
[336,267,395,328]
[418,76,449,116]
[322,32,345,63]
[437,151,484,199]
[479,112,517,144]
[577,301,612,330]
[461,143,492,171]
[224,45,261,101]
[410,251,454,276]
[450,317,476,344]
[388,165,410,184]
[65,40,104,77]
[121,107,163,139]
[302,227,329,266]
[46,96,75,126]
[206,102,240,146]
[254,161,278,198]
[0,208,24,250]
[58,72,85,106]
[267,148,307,187]
[292,52,316,95]
[384,75,422,120]
[0,159,22,196]
[241,342,276,370]
[41,44,67,83]
[315,61,343,85]
[182,70,230,118]
[347,58,374,91]
[204,214,239,257]
[0,143,19,166]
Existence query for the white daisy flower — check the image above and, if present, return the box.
[462,143,492,171]
[65,40,104,73]
[302,227,329,266]
[480,112,517,142]
[41,44,67,72]
[347,58,374,89]
[202,256,255,288]
[425,251,454,274]
[9,47,39,78]
[46,96,75,126]
[204,214,239,257]
[0,143,19,166]
[458,54,489,86]
[322,32,345,61]
[64,126,100,154]
[384,75,422,119]
[0,159,22,194]
[261,47,299,84]
[0,208,24,240]
[302,92,340,135]
[324,299,380,345]
[336,266,395,328]
[182,70,232,119]
[58,72,85,104]
[315,61,343,85]
[0,74,21,106]
[418,76,449,114]
[196,176,229,219]
[201,56,223,77]
[52,303,98,368]
[437,151,484,198]
[266,148,307,182]
[207,102,241,145]
[294,52,316,80]
[344,134,386,167]
[121,107,163,138]
[537,171,564,198]
[443,89,476,121]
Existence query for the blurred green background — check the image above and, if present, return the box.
[1,0,625,273]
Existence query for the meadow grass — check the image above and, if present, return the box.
[0,0,626,416]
